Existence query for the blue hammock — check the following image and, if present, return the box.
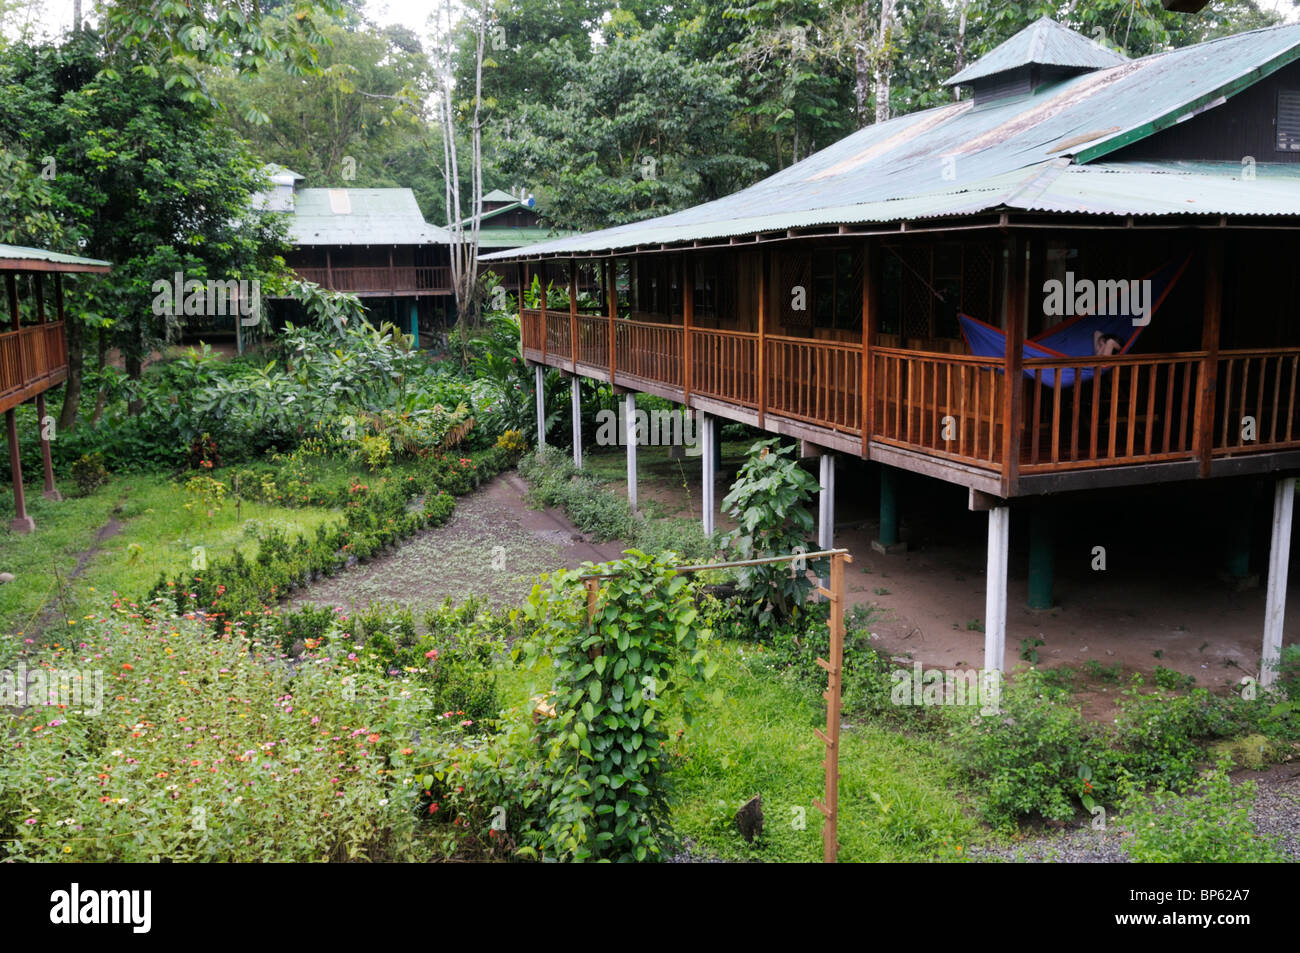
[958,255,1191,388]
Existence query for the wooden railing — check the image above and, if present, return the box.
[543,309,571,358]
[1213,349,1300,454]
[616,320,683,387]
[693,328,759,407]
[519,310,1300,485]
[1021,354,1202,471]
[576,313,609,369]
[293,265,451,294]
[520,308,544,352]
[1,322,67,406]
[767,335,862,434]
[872,348,1005,468]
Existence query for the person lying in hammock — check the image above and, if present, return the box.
[1093,331,1125,357]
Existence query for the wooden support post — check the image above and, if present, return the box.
[535,364,546,450]
[7,274,19,331]
[1027,498,1054,610]
[388,248,395,295]
[1000,236,1027,498]
[571,375,583,469]
[608,257,618,384]
[683,256,694,405]
[33,273,44,324]
[1194,239,1224,478]
[813,550,851,863]
[758,248,768,429]
[568,258,577,371]
[701,412,715,536]
[872,465,905,553]
[325,249,334,291]
[625,391,638,512]
[1261,477,1294,689]
[35,392,60,501]
[984,504,1010,673]
[7,408,34,533]
[861,242,877,458]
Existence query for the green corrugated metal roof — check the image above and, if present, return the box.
[287,188,449,246]
[482,188,517,203]
[474,226,580,249]
[483,21,1300,262]
[0,244,111,269]
[946,16,1128,86]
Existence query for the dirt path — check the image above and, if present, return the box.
[294,473,625,611]
[22,515,124,643]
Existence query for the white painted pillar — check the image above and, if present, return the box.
[701,412,715,536]
[534,365,546,450]
[818,453,835,551]
[1262,477,1295,688]
[570,376,582,469]
[625,392,638,512]
[984,505,1010,673]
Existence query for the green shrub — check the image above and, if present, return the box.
[1113,684,1243,790]
[1121,761,1288,863]
[70,452,109,496]
[719,439,824,632]
[946,670,1105,830]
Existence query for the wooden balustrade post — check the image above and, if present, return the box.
[758,249,768,429]
[1194,239,1224,478]
[861,242,877,458]
[683,256,694,406]
[1000,235,1028,497]
[607,258,618,385]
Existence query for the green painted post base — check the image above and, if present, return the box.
[1027,501,1055,610]
[409,301,419,349]
[1218,498,1258,590]
[872,465,906,554]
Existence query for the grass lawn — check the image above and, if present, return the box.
[0,472,340,662]
[495,638,981,862]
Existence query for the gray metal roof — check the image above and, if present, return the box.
[0,244,111,271]
[483,22,1300,262]
[287,188,450,246]
[946,16,1128,86]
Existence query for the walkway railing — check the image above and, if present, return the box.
[1,322,66,410]
[521,307,1300,489]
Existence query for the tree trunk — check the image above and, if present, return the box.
[874,0,897,124]
[854,3,871,125]
[126,330,143,416]
[91,326,107,426]
[73,0,81,32]
[955,1,969,101]
[57,313,83,431]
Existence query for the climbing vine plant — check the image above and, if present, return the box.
[520,551,715,861]
[721,438,826,631]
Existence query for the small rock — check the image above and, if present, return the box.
[736,794,764,844]
[0,572,13,584]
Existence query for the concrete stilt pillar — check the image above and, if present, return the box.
[984,504,1010,673]
[818,453,835,551]
[625,392,638,512]
[570,375,582,469]
[1027,498,1054,610]
[1261,477,1294,688]
[872,464,906,554]
[534,365,546,450]
[701,412,715,536]
[7,408,34,534]
[35,393,60,501]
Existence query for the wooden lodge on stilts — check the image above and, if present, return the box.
[1,244,111,533]
[485,18,1300,685]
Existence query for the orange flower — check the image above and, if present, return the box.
[121,663,133,671]
[400,748,413,755]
